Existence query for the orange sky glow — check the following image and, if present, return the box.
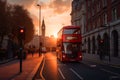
[7,0,72,37]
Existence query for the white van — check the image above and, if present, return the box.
[42,47,47,53]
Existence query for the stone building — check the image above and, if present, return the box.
[71,0,120,59]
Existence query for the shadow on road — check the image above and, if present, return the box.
[9,72,21,80]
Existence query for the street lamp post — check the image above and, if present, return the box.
[101,24,111,62]
[37,4,41,57]
[107,24,111,62]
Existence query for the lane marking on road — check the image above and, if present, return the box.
[100,68,120,76]
[90,65,97,68]
[40,55,45,80]
[109,76,120,80]
[58,68,66,80]
[82,61,95,68]
[110,65,120,69]
[70,68,84,80]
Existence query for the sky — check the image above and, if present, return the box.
[7,0,72,37]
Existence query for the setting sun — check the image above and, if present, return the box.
[8,0,72,37]
[53,33,58,38]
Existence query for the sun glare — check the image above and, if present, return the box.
[54,33,58,38]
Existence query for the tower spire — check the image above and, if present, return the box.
[41,18,45,37]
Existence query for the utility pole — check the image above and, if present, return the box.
[37,4,41,57]
[18,26,25,73]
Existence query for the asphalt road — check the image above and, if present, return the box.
[34,52,120,80]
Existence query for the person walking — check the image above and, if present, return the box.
[99,48,103,60]
[31,45,35,57]
[99,39,104,60]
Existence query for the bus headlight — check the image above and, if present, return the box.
[63,54,66,58]
[79,55,82,58]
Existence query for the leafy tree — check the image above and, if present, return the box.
[0,1,34,47]
[12,5,34,44]
[0,0,9,47]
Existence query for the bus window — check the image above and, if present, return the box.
[63,43,80,54]
[63,29,80,34]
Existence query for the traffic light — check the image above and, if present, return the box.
[18,26,25,40]
[100,39,104,44]
[99,39,104,48]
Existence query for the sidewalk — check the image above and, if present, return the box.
[0,53,43,80]
[0,58,16,65]
[83,53,120,67]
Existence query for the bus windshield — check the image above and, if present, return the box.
[63,28,80,34]
[63,42,81,54]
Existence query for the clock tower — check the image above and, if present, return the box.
[41,19,46,46]
[41,19,45,37]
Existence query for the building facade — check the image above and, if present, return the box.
[71,0,86,35]
[71,0,120,59]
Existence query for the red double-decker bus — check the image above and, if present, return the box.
[56,25,82,62]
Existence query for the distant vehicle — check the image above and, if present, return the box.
[56,25,82,62]
[42,47,47,53]
[51,47,56,52]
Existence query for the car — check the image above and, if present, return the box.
[42,47,47,53]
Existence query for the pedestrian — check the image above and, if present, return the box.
[29,45,34,57]
[99,47,105,60]
[31,50,33,57]
[98,39,105,60]
[31,46,34,57]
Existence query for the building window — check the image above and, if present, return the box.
[112,8,118,21]
[96,20,97,28]
[98,1,101,11]
[75,21,77,26]
[88,7,91,19]
[97,2,100,12]
[93,22,95,29]
[103,13,107,24]
[97,17,100,27]
[95,20,97,29]
[88,0,91,7]
[92,7,94,16]
[102,0,107,7]
[77,20,79,26]
[88,23,91,31]
[112,0,116,2]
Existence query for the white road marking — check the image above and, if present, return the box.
[109,76,120,80]
[101,68,120,76]
[40,55,45,80]
[90,65,96,67]
[58,68,66,80]
[70,68,84,80]
[82,61,93,67]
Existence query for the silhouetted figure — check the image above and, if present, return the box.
[31,46,35,57]
[98,39,105,60]
[99,45,105,60]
